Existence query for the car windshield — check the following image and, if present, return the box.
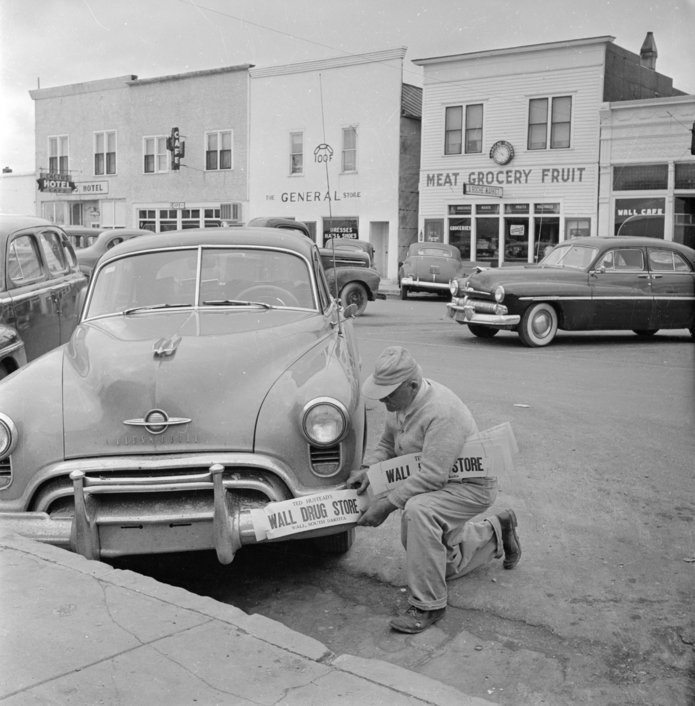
[541,244,598,270]
[413,247,454,257]
[85,246,316,318]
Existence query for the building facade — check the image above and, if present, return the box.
[30,66,251,231]
[413,35,685,267]
[248,48,421,277]
[598,94,695,248]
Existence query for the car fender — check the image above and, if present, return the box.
[0,348,67,506]
[325,266,380,300]
[0,324,27,376]
[255,331,364,490]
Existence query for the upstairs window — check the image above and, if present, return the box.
[290,132,303,175]
[528,96,572,150]
[342,126,357,172]
[143,136,169,174]
[444,106,462,154]
[206,130,233,170]
[48,135,69,173]
[445,104,483,155]
[465,104,483,153]
[94,131,116,175]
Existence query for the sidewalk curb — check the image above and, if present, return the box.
[1,532,495,706]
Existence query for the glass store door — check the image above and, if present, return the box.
[475,204,499,265]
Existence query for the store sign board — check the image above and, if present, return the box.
[37,172,75,193]
[74,181,109,195]
[464,184,503,198]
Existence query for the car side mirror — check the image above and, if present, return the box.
[342,303,358,319]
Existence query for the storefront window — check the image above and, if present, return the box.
[323,217,358,245]
[565,218,590,239]
[614,198,665,237]
[613,164,667,191]
[675,162,695,190]
[504,219,528,262]
[534,217,560,261]
[674,197,695,249]
[423,219,443,242]
[475,217,498,263]
[448,218,472,258]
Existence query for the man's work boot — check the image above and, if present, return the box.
[497,509,521,569]
[390,606,446,634]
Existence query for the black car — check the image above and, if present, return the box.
[447,236,695,347]
[0,215,86,376]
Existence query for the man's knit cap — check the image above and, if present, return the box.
[362,346,422,400]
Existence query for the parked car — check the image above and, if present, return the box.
[0,214,87,376]
[62,225,104,249]
[399,242,470,300]
[75,228,152,278]
[447,236,695,347]
[248,218,383,315]
[0,226,365,564]
[320,242,383,315]
[246,216,311,237]
[326,237,376,267]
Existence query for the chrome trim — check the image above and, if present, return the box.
[400,276,451,290]
[123,409,192,435]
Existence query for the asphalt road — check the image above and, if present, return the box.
[116,296,695,705]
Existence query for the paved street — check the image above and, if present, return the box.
[118,295,695,705]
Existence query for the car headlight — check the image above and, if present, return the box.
[449,279,460,295]
[301,398,348,447]
[0,413,18,458]
[494,285,505,303]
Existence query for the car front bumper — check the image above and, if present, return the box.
[447,300,521,327]
[401,276,451,291]
[0,455,347,564]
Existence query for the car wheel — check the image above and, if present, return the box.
[400,286,408,300]
[314,527,355,554]
[340,282,368,316]
[468,323,499,338]
[633,329,658,337]
[519,303,558,347]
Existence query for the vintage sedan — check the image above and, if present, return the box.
[75,228,152,278]
[0,214,86,376]
[447,236,695,347]
[0,227,365,563]
[399,242,468,300]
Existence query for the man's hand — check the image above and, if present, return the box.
[346,468,370,494]
[357,496,396,527]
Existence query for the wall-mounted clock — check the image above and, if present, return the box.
[489,140,515,165]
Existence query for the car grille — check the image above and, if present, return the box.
[0,457,10,490]
[310,444,341,476]
[29,464,292,515]
[467,299,500,314]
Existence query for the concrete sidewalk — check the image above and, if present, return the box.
[0,532,494,706]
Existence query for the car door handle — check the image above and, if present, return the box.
[637,274,650,279]
[650,274,663,279]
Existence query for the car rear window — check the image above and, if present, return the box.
[7,235,45,286]
[648,249,691,272]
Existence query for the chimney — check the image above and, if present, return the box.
[640,32,657,70]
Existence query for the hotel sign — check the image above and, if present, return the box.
[37,172,75,193]
[74,181,109,195]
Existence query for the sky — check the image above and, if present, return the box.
[1,0,694,173]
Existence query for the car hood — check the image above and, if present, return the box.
[62,309,327,457]
[466,265,579,290]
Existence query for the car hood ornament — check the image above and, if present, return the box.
[123,409,191,435]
